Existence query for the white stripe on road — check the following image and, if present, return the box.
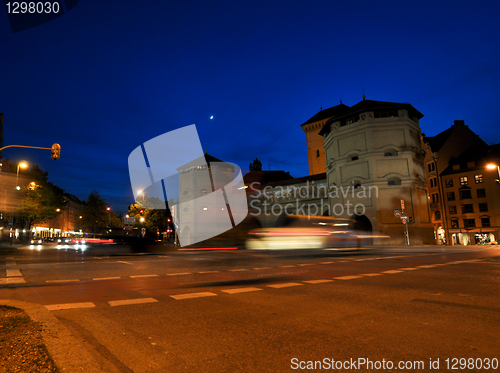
[93,277,121,281]
[130,274,158,278]
[268,282,303,288]
[253,267,272,270]
[303,279,333,284]
[46,302,95,311]
[221,287,263,294]
[416,265,438,268]
[198,271,220,274]
[362,273,384,277]
[333,275,363,280]
[108,298,158,307]
[0,278,26,284]
[170,292,217,300]
[382,270,404,274]
[279,265,295,268]
[117,261,133,265]
[400,267,419,270]
[320,262,334,264]
[298,263,314,266]
[229,269,248,272]
[46,279,80,283]
[167,272,192,276]
[6,269,22,277]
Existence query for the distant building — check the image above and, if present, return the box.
[319,99,434,245]
[422,120,487,244]
[436,144,500,245]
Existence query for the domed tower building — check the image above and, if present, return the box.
[318,98,434,245]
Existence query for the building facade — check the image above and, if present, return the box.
[319,99,434,245]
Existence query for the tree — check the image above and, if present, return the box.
[81,190,107,234]
[249,158,262,171]
[128,197,172,238]
[16,164,65,231]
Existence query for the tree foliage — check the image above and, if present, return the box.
[128,197,172,237]
[81,190,107,233]
[16,164,65,229]
[249,158,262,171]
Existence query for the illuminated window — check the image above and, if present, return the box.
[459,176,468,186]
[475,174,483,183]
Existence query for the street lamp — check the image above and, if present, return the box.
[16,161,28,190]
[486,163,500,184]
[106,206,111,225]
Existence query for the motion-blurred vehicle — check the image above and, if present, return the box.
[245,215,370,250]
[30,238,43,245]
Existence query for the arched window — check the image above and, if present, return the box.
[387,177,401,186]
[384,149,398,156]
[352,180,361,189]
[316,149,320,157]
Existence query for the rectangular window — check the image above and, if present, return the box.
[434,211,441,220]
[479,203,488,212]
[474,174,483,183]
[445,179,453,188]
[481,218,491,227]
[427,163,435,172]
[430,177,437,188]
[431,193,439,204]
[449,206,457,215]
[477,188,486,198]
[460,176,468,186]
[461,204,474,214]
[459,190,472,199]
[450,219,459,228]
[463,219,476,228]
[447,192,455,201]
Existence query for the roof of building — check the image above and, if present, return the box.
[423,126,454,153]
[318,99,424,136]
[440,143,500,176]
[300,103,350,127]
[177,152,234,172]
[243,170,294,185]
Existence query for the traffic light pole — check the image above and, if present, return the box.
[0,144,61,160]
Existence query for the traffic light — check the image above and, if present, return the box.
[106,206,110,211]
[51,143,61,160]
[140,210,144,216]
[167,218,171,223]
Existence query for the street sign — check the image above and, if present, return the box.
[402,218,407,224]
[393,209,402,217]
[401,199,405,210]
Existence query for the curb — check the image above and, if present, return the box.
[0,299,109,372]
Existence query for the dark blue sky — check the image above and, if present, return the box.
[1,0,500,214]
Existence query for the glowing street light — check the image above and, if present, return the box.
[486,163,500,184]
[16,161,28,190]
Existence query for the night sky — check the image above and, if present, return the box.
[1,0,500,214]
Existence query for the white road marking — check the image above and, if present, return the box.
[382,270,404,274]
[117,261,133,265]
[130,274,158,278]
[108,298,159,307]
[400,267,419,270]
[229,269,248,272]
[320,262,334,264]
[416,265,437,268]
[198,271,220,274]
[279,265,295,268]
[6,269,22,277]
[253,267,272,270]
[303,279,333,284]
[222,287,263,294]
[170,292,217,300]
[333,275,363,280]
[268,282,303,288]
[46,279,80,283]
[362,273,384,277]
[298,263,314,266]
[0,278,26,284]
[46,302,95,311]
[93,277,121,281]
[167,272,192,276]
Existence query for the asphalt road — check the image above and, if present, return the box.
[1,244,500,372]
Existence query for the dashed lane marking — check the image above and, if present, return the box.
[117,261,133,265]
[382,270,404,274]
[167,272,192,276]
[303,279,333,284]
[229,269,249,272]
[46,279,80,283]
[93,277,121,281]
[333,275,363,280]
[254,267,272,270]
[108,298,159,307]
[268,282,303,288]
[416,265,438,268]
[45,302,95,311]
[6,269,22,277]
[0,277,26,284]
[362,273,384,277]
[170,292,217,300]
[130,274,158,278]
[400,267,419,270]
[279,265,295,268]
[198,271,219,274]
[221,287,263,294]
[298,263,314,266]
[320,262,334,264]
